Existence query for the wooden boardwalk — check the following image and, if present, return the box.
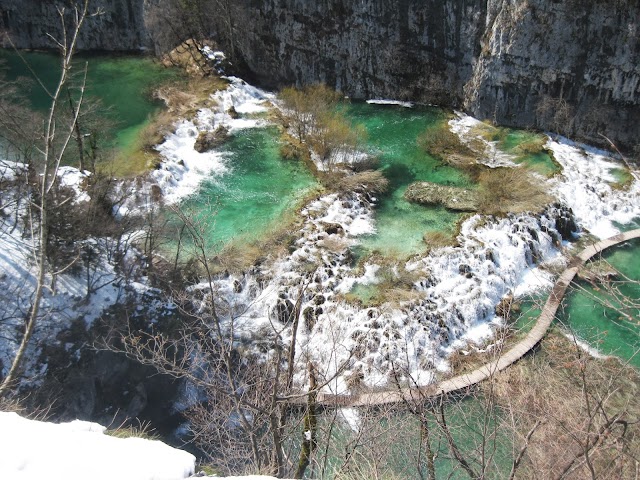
[311,229,640,408]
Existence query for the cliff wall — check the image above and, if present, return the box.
[0,0,149,51]
[1,0,639,150]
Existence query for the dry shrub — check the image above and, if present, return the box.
[477,167,551,215]
[279,132,310,161]
[278,84,343,143]
[337,170,389,194]
[488,332,640,479]
[213,242,266,273]
[515,137,547,155]
[0,397,26,414]
[418,122,475,162]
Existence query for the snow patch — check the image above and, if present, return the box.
[0,412,195,480]
[366,99,414,108]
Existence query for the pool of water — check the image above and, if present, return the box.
[0,49,179,158]
[179,127,319,252]
[345,103,471,259]
[559,239,640,367]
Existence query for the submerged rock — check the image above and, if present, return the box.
[405,181,479,212]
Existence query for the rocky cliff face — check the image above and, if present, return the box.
[1,0,639,150]
[0,0,149,51]
[465,0,640,151]
[227,0,487,107]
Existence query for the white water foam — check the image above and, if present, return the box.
[547,137,640,239]
[125,77,277,212]
[449,113,518,168]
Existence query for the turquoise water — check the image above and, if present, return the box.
[180,127,318,251]
[559,239,640,367]
[0,49,179,154]
[345,103,471,258]
[315,396,511,479]
[500,129,560,177]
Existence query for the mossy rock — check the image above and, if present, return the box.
[194,125,230,153]
[404,181,479,212]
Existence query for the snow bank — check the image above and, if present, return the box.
[0,412,195,480]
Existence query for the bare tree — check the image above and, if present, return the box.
[0,0,100,397]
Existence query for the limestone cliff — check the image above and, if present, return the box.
[0,0,149,51]
[1,0,639,149]
[465,0,640,151]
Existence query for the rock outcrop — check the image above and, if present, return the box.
[1,0,639,149]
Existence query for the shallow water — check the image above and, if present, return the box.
[500,129,560,176]
[180,127,318,251]
[345,103,471,258]
[560,239,640,367]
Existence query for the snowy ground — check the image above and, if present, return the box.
[0,161,153,384]
[0,412,285,480]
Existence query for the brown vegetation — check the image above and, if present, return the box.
[476,166,552,215]
[336,170,389,195]
[277,84,370,172]
[405,181,479,212]
[423,230,458,249]
[418,121,476,166]
[489,331,640,479]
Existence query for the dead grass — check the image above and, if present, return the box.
[423,230,458,249]
[514,137,547,155]
[476,166,552,215]
[418,122,476,164]
[155,76,229,118]
[336,170,390,194]
[105,419,158,440]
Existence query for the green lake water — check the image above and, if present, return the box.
[559,239,640,367]
[346,103,471,259]
[0,49,179,157]
[179,127,319,251]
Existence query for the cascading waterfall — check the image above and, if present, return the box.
[163,77,638,395]
[192,194,577,393]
